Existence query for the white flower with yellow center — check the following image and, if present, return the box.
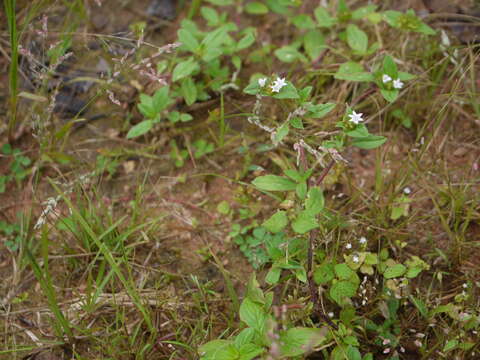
[271,77,287,93]
[393,79,404,89]
[258,78,267,87]
[348,111,364,125]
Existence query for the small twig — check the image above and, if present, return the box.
[315,159,335,187]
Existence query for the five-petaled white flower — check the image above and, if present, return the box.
[346,243,352,249]
[393,79,404,89]
[359,237,367,245]
[403,187,411,195]
[348,111,363,125]
[352,255,360,263]
[271,77,287,93]
[382,74,392,83]
[258,77,267,87]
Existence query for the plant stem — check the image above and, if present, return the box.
[308,159,337,329]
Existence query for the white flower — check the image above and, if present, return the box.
[346,243,352,249]
[328,312,334,318]
[348,111,363,125]
[258,77,267,87]
[463,283,468,288]
[359,236,367,245]
[382,74,392,83]
[352,255,360,263]
[270,77,287,93]
[393,78,404,89]
[403,187,411,195]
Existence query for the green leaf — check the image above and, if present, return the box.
[292,14,316,30]
[272,82,299,99]
[284,169,305,182]
[202,47,223,62]
[351,135,387,149]
[178,29,200,53]
[295,181,307,200]
[346,345,362,360]
[351,5,377,20]
[245,2,268,15]
[443,339,458,352]
[335,263,355,280]
[126,120,153,139]
[314,263,335,285]
[201,6,220,26]
[202,26,229,49]
[265,0,291,15]
[380,89,399,103]
[306,102,336,118]
[137,94,156,118]
[274,46,306,63]
[152,86,172,112]
[263,211,288,233]
[1,144,12,155]
[181,78,197,105]
[237,32,255,51]
[305,187,324,215]
[279,327,327,356]
[383,55,398,78]
[314,6,336,28]
[346,124,369,138]
[172,58,199,82]
[384,264,407,279]
[346,24,368,54]
[265,266,282,284]
[335,62,373,82]
[252,175,297,192]
[292,211,319,234]
[289,116,304,129]
[199,340,238,360]
[303,30,325,61]
[330,280,357,305]
[234,328,256,347]
[409,296,428,318]
[243,78,262,95]
[239,298,266,332]
[237,343,264,360]
[273,122,289,145]
[399,71,415,80]
[205,0,234,5]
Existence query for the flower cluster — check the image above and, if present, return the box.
[257,76,288,93]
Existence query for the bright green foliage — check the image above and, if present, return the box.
[0,144,31,193]
[199,275,327,359]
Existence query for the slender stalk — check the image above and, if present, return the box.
[4,0,19,143]
[308,159,337,329]
[219,92,225,147]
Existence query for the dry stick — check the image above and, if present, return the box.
[308,159,337,329]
